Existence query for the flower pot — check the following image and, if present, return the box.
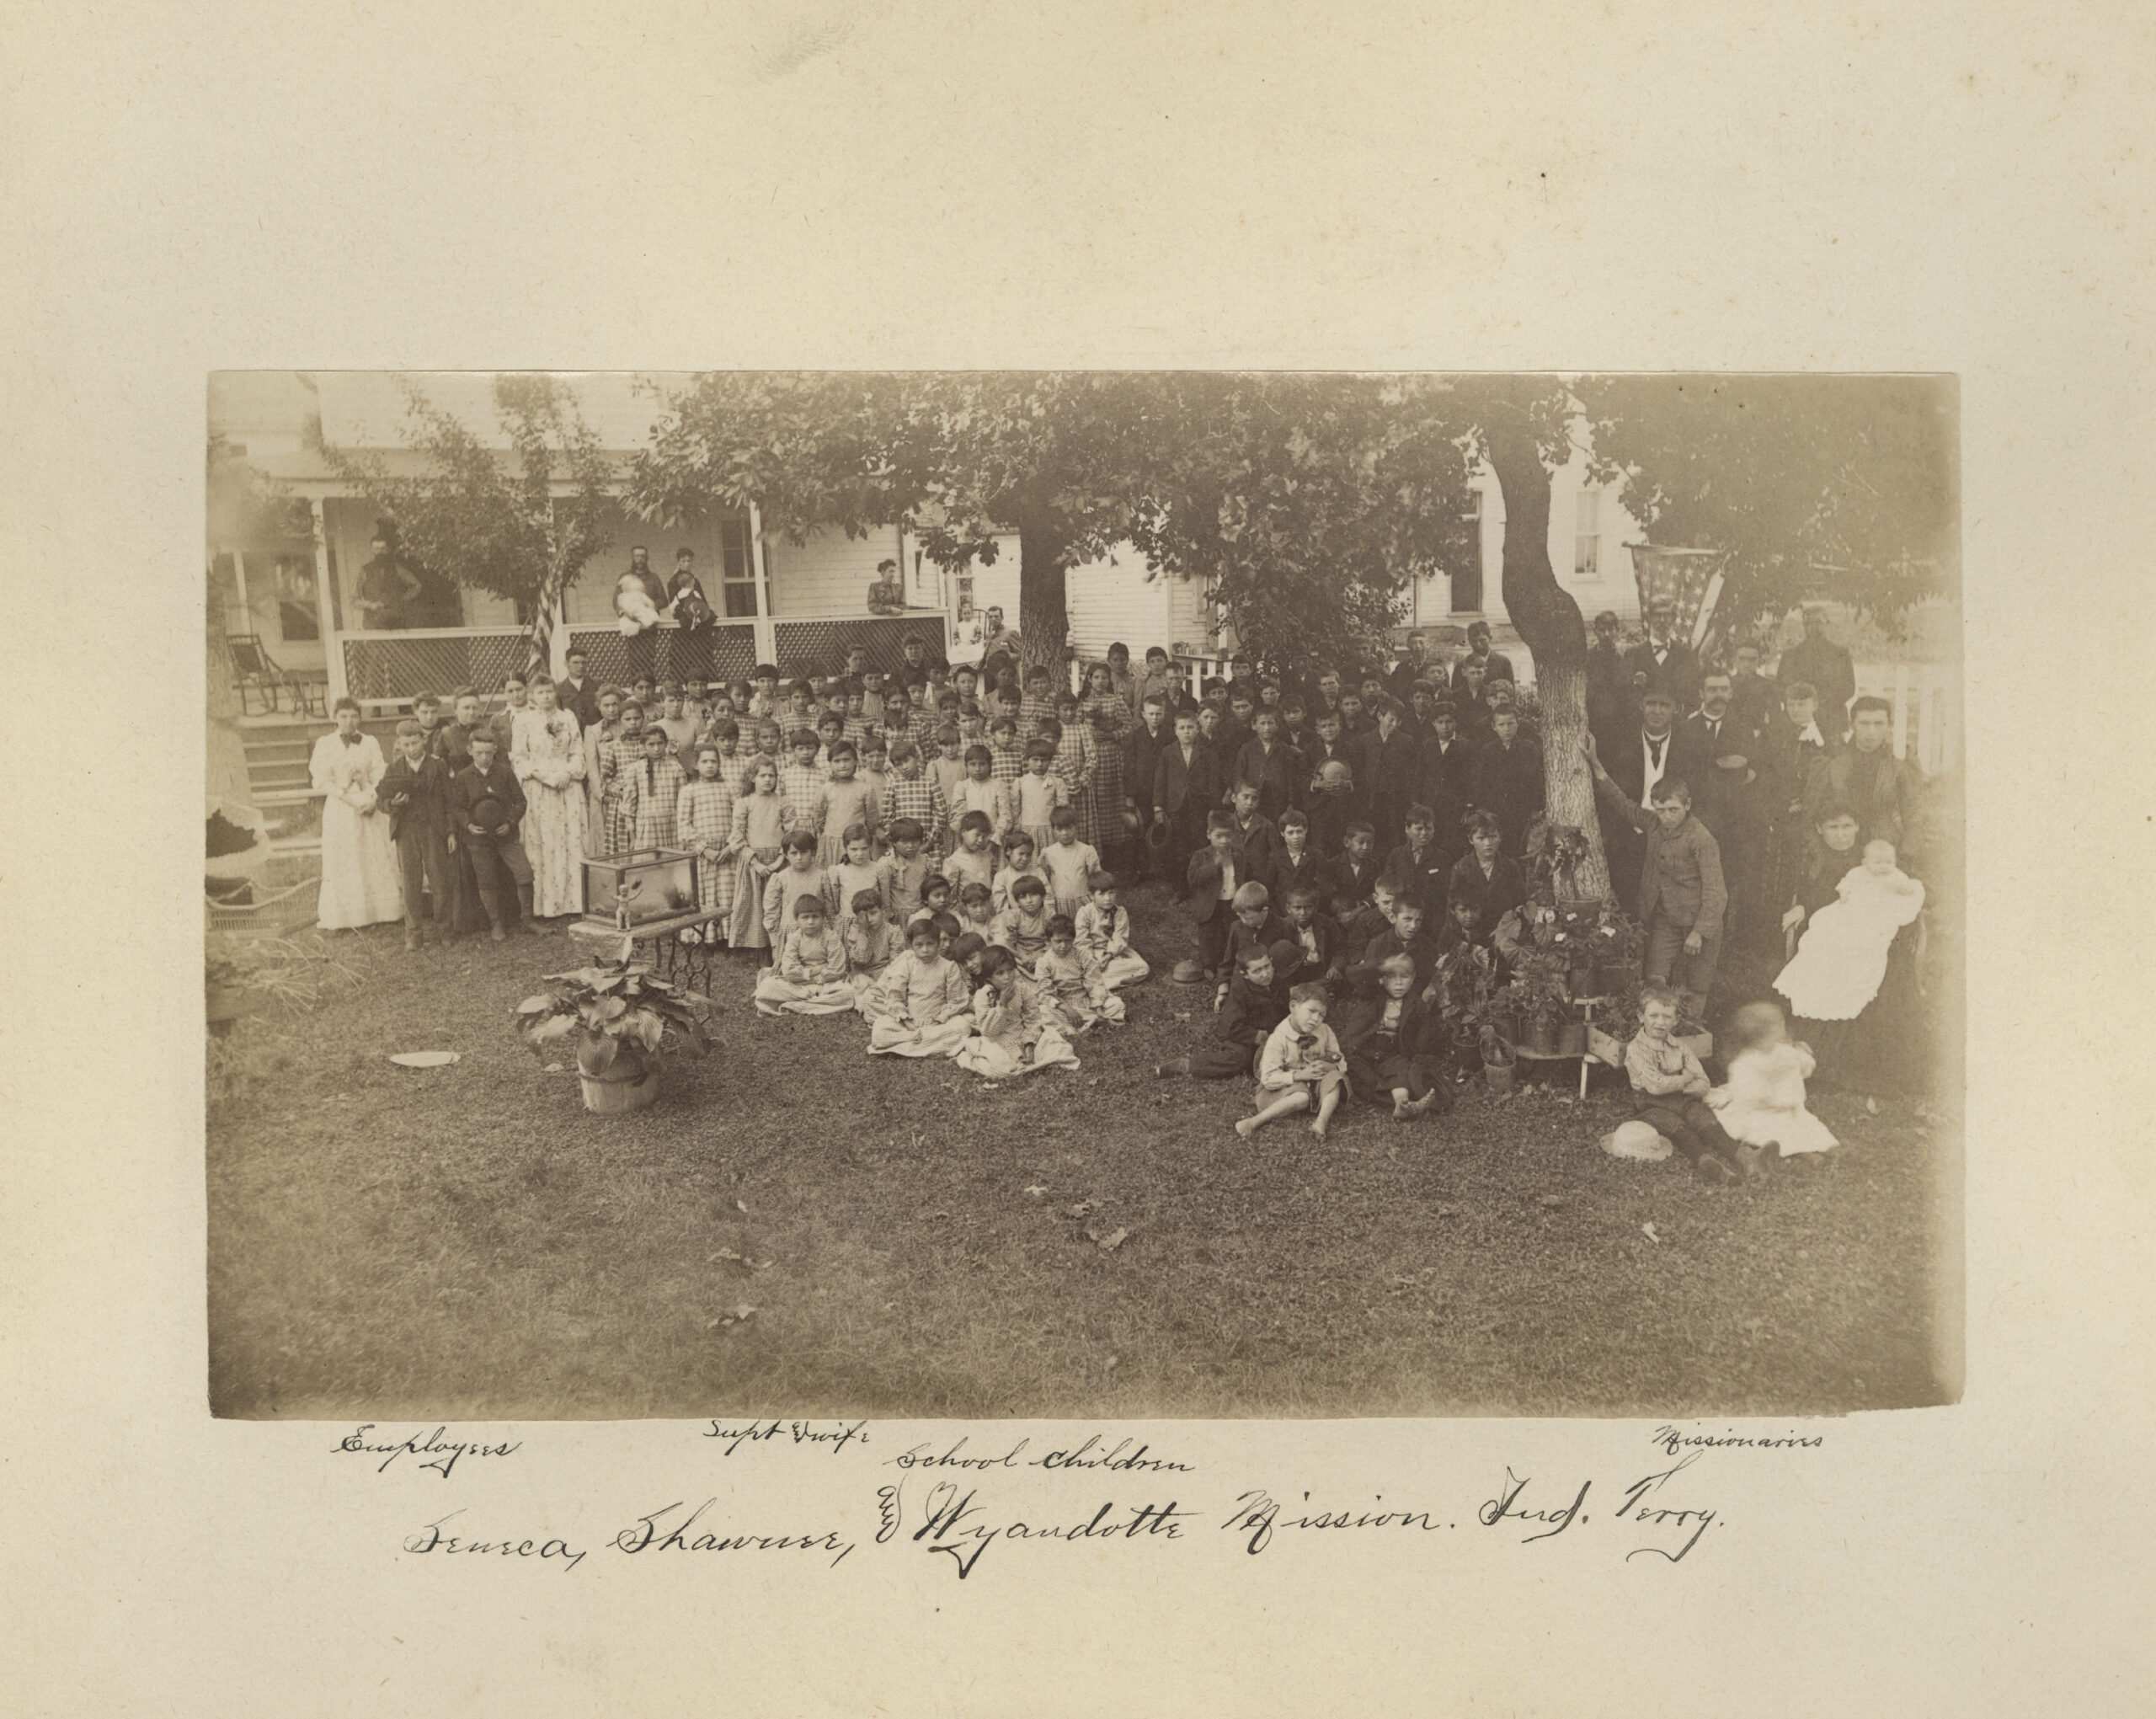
[1555,1020,1589,1056]
[580,1067,661,1113]
[1453,1031,1483,1075]
[1523,1015,1564,1057]
[1481,1062,1515,1095]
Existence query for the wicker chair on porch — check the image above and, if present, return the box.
[227,633,326,717]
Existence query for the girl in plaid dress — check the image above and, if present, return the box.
[1045,708,1099,848]
[728,759,791,953]
[1080,664,1134,743]
[1086,703,1128,867]
[597,701,646,855]
[620,726,688,849]
[777,730,827,837]
[675,745,738,931]
[882,741,950,851]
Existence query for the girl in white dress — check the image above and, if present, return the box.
[1707,1001,1838,1159]
[1774,840,1926,1022]
[310,697,403,930]
[510,678,587,920]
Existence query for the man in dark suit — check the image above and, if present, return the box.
[555,647,603,733]
[1776,601,1856,740]
[1679,670,1757,901]
[1351,695,1422,847]
[1152,708,1224,878]
[1621,598,1700,713]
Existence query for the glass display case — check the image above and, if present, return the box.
[582,848,700,928]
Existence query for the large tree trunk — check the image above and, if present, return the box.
[1485,409,1612,902]
[1015,515,1070,681]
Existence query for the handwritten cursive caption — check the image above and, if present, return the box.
[378,1423,1815,1578]
[336,1424,521,1478]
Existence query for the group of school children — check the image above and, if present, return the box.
[328,628,1908,1162]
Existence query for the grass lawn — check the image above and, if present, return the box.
[206,881,1959,1421]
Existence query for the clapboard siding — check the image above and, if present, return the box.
[764,526,905,617]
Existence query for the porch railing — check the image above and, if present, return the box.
[563,619,760,688]
[338,627,533,707]
[769,613,951,678]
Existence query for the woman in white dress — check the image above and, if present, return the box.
[309,697,403,931]
[510,677,587,920]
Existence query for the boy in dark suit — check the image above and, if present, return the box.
[1380,803,1450,913]
[1470,707,1545,859]
[448,729,535,939]
[1154,710,1223,878]
[1447,812,1525,947]
[379,718,458,951]
[1232,707,1305,822]
[1335,952,1450,1118]
[1319,819,1383,924]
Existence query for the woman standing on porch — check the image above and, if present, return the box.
[510,677,587,920]
[310,697,403,930]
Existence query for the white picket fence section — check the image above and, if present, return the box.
[1852,659,1958,774]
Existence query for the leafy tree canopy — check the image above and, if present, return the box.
[1575,374,1957,631]
[319,375,616,613]
[630,371,1510,675]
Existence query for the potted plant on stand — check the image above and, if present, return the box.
[1591,910,1646,999]
[515,953,716,1113]
[1508,961,1573,1058]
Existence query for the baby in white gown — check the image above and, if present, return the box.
[1774,841,1925,1022]
[1709,1001,1838,1157]
[615,571,663,635]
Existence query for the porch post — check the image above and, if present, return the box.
[748,501,776,665]
[311,498,346,705]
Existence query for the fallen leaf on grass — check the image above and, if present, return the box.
[1434,1204,1460,1218]
[734,1199,749,1214]
[1084,1227,1129,1252]
[1023,1185,1048,1198]
[1641,1223,1661,1243]
[1064,1200,1097,1219]
[1539,1194,1566,1209]
[707,1305,758,1330]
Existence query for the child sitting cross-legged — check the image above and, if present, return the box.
[951,944,1081,1080]
[1034,913,1123,1033]
[1241,981,1348,1140]
[844,891,906,1017]
[995,873,1054,968]
[753,894,856,1016]
[1073,871,1149,990]
[944,810,999,900]
[1334,951,1450,1120]
[866,915,975,1057]
[1624,983,1756,1184]
[1156,940,1294,1080]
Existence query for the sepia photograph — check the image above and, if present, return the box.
[204,370,1961,1421]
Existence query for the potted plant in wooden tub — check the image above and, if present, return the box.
[515,953,715,1113]
[1460,989,1518,1093]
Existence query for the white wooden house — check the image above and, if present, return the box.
[210,371,952,711]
